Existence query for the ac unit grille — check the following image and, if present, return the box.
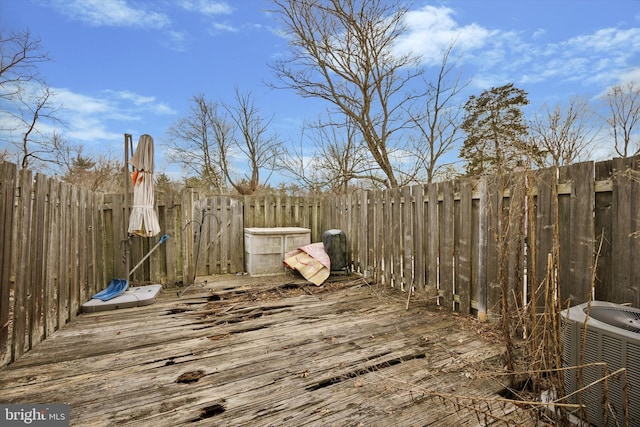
[582,329,604,424]
[628,342,640,425]
[561,301,640,427]
[603,334,626,425]
[589,306,640,333]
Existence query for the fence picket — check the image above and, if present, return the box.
[426,183,439,291]
[440,181,456,311]
[44,178,59,339]
[0,162,16,366]
[484,176,500,319]
[58,182,70,329]
[456,179,472,313]
[562,162,595,305]
[12,168,33,360]
[412,185,425,290]
[611,157,640,306]
[594,160,614,301]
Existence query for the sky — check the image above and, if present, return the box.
[2,0,640,182]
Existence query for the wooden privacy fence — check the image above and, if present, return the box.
[324,156,640,319]
[0,163,107,366]
[98,190,324,285]
[188,194,324,279]
[0,160,325,367]
[1,156,639,367]
[0,163,195,367]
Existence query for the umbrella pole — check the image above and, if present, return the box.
[124,133,133,279]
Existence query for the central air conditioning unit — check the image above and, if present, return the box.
[561,301,640,427]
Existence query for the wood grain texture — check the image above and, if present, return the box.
[0,275,538,426]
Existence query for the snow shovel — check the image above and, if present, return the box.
[92,234,170,301]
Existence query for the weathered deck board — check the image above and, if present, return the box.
[0,275,539,426]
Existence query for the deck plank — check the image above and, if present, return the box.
[0,275,539,426]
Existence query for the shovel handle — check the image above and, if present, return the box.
[129,234,170,277]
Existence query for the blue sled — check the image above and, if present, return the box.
[92,278,129,301]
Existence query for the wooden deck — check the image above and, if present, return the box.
[0,275,540,426]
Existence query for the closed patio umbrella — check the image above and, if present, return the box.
[127,134,161,237]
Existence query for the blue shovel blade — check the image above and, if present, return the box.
[92,278,129,301]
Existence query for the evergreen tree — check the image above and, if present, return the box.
[460,83,532,176]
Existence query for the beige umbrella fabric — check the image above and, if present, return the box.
[127,134,161,237]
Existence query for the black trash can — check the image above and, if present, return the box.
[322,229,348,272]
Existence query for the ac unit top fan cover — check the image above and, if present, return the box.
[588,305,640,333]
[562,300,640,338]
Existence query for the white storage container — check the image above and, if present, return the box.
[244,227,311,275]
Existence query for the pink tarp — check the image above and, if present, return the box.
[283,242,330,286]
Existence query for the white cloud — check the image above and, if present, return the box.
[395,5,499,67]
[395,5,640,98]
[179,0,232,16]
[210,22,238,33]
[617,68,640,86]
[51,0,170,29]
[0,85,122,157]
[107,90,154,106]
[63,117,123,143]
[532,28,546,39]
[591,67,640,99]
[565,27,640,53]
[108,89,176,115]
[518,26,640,89]
[47,88,175,145]
[53,89,114,114]
[50,89,133,142]
[164,30,190,52]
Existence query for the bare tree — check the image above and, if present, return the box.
[165,94,227,192]
[16,86,65,169]
[604,80,640,158]
[222,88,283,195]
[278,127,322,192]
[311,117,381,192]
[0,29,50,98]
[0,147,9,163]
[269,0,422,188]
[282,114,380,194]
[165,91,282,195]
[529,96,599,167]
[407,43,467,183]
[1,28,64,171]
